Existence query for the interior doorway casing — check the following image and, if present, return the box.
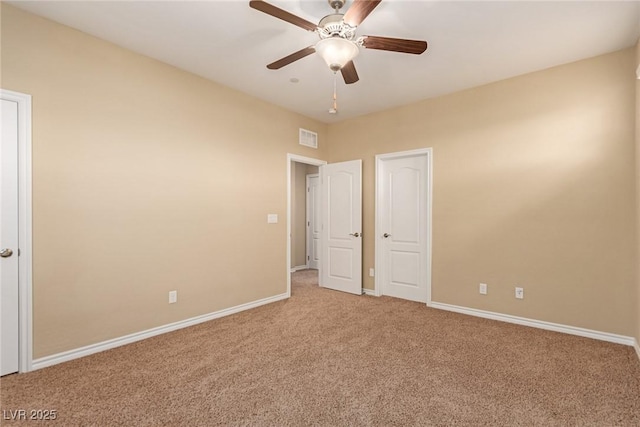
[1,89,33,373]
[286,154,326,297]
[374,148,433,304]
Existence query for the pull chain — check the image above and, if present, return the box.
[329,72,338,114]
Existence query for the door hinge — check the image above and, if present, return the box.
[307,256,310,261]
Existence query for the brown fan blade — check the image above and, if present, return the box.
[341,61,359,84]
[249,0,317,32]
[343,0,382,27]
[267,46,316,70]
[362,36,427,54]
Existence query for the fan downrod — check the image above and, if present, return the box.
[328,0,345,12]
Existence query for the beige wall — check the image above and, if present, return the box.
[1,5,328,358]
[328,48,637,336]
[291,162,306,268]
[290,162,304,268]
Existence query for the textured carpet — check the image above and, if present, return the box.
[1,269,639,426]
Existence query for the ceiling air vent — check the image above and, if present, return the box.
[299,128,318,149]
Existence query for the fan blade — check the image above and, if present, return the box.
[341,61,359,84]
[249,0,317,32]
[343,0,382,27]
[267,46,316,70]
[361,35,427,54]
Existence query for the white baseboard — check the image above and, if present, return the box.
[429,301,635,347]
[32,292,289,371]
[29,294,640,371]
[290,265,308,273]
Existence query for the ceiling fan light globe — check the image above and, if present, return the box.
[315,38,359,71]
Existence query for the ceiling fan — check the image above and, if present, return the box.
[249,0,428,85]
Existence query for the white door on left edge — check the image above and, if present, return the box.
[1,98,20,376]
[320,160,362,295]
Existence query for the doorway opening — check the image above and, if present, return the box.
[286,154,326,297]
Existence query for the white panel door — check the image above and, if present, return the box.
[320,160,362,295]
[378,152,429,302]
[306,174,320,269]
[1,98,20,376]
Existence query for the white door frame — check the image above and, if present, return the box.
[374,148,433,304]
[1,89,33,373]
[287,154,326,297]
[305,173,320,270]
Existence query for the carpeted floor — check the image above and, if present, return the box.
[1,269,639,426]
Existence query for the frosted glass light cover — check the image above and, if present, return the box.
[315,38,359,71]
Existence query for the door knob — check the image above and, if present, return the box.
[349,232,361,238]
[383,233,391,238]
[0,248,13,258]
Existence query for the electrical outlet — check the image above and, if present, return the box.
[515,287,524,299]
[479,283,487,295]
[169,290,177,304]
[369,268,375,277]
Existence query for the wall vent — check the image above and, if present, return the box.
[299,128,318,149]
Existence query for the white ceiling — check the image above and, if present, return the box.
[9,1,640,123]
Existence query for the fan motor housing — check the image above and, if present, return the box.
[318,13,356,40]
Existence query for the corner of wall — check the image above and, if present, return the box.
[635,38,640,359]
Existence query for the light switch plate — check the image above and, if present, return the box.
[267,214,278,224]
[515,287,524,299]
